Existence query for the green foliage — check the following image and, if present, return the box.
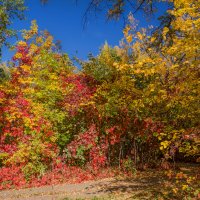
[0,0,26,58]
[0,63,10,82]
[0,0,199,193]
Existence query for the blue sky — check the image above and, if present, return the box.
[2,0,169,62]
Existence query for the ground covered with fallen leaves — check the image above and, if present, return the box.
[0,163,199,200]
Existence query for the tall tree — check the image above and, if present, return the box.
[0,0,26,58]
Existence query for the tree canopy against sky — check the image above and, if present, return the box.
[0,0,26,58]
[0,0,199,198]
[1,0,169,61]
[42,0,170,19]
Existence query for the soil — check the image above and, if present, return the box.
[0,171,167,200]
[0,163,199,200]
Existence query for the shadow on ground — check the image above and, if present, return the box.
[84,170,165,199]
[0,163,199,200]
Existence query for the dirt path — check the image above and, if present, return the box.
[0,178,115,200]
[0,171,164,200]
[0,163,199,200]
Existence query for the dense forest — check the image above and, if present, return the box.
[0,0,199,199]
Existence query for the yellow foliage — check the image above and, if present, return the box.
[123,25,130,36]
[126,35,133,43]
[21,65,31,72]
[18,41,27,47]
[137,32,143,40]
[14,52,23,59]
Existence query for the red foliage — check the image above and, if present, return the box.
[0,160,120,190]
[67,124,108,170]
[13,43,32,65]
[63,74,97,115]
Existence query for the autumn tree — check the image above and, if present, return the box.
[0,0,26,58]
[0,0,199,194]
[112,0,200,161]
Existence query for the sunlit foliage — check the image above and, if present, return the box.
[0,1,199,198]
